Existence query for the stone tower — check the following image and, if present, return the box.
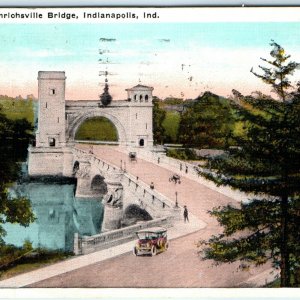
[126,84,154,148]
[35,71,66,148]
[28,71,73,177]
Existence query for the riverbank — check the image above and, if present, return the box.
[0,248,72,281]
[0,214,205,287]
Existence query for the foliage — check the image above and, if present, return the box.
[0,105,35,245]
[178,92,237,149]
[0,98,34,125]
[163,97,184,105]
[0,240,33,268]
[199,95,300,287]
[198,42,300,287]
[100,83,112,106]
[162,111,180,143]
[166,148,198,160]
[250,40,300,102]
[0,244,72,279]
[153,99,166,144]
[75,117,118,141]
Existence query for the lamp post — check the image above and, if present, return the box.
[175,191,178,208]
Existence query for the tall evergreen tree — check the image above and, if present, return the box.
[198,42,300,287]
[251,40,300,102]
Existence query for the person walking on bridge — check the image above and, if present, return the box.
[183,205,189,223]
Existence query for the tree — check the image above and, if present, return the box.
[0,105,35,245]
[178,92,236,149]
[152,98,166,145]
[100,83,112,106]
[198,42,300,287]
[251,40,300,102]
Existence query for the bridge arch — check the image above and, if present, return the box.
[73,161,80,174]
[67,110,127,144]
[123,204,152,222]
[91,174,107,195]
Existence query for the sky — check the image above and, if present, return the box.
[0,22,300,100]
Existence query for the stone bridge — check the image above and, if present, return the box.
[73,147,177,232]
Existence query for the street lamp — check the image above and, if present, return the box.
[175,191,178,208]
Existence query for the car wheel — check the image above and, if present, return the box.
[165,242,169,250]
[151,246,157,256]
[133,247,138,256]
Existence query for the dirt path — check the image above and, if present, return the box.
[29,145,271,287]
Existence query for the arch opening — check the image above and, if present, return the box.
[91,175,108,194]
[74,116,118,142]
[139,139,144,147]
[73,161,80,174]
[122,204,152,227]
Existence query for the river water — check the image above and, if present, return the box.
[4,173,104,252]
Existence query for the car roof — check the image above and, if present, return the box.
[136,227,167,233]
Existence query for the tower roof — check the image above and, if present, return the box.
[38,71,66,80]
[126,84,154,91]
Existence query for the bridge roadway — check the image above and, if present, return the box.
[31,145,271,287]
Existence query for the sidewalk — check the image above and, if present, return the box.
[0,214,205,288]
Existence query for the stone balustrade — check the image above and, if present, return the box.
[72,147,179,254]
[73,147,177,215]
[76,216,171,255]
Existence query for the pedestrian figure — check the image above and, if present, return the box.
[150,182,154,190]
[158,157,160,164]
[185,166,188,174]
[183,205,189,223]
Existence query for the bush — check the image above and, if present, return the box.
[166,148,198,160]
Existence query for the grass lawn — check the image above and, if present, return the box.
[75,117,118,141]
[162,111,180,143]
[0,99,35,125]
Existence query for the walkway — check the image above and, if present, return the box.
[0,145,275,287]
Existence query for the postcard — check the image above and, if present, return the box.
[0,6,299,299]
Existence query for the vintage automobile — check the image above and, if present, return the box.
[169,173,181,184]
[129,151,137,162]
[133,227,169,256]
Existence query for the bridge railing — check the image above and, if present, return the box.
[74,146,178,214]
[77,216,172,255]
[74,147,121,173]
[132,147,249,202]
[124,173,174,209]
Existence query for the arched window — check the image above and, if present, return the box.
[140,95,143,101]
[49,138,56,147]
[134,95,137,101]
[139,139,144,147]
[145,95,149,102]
